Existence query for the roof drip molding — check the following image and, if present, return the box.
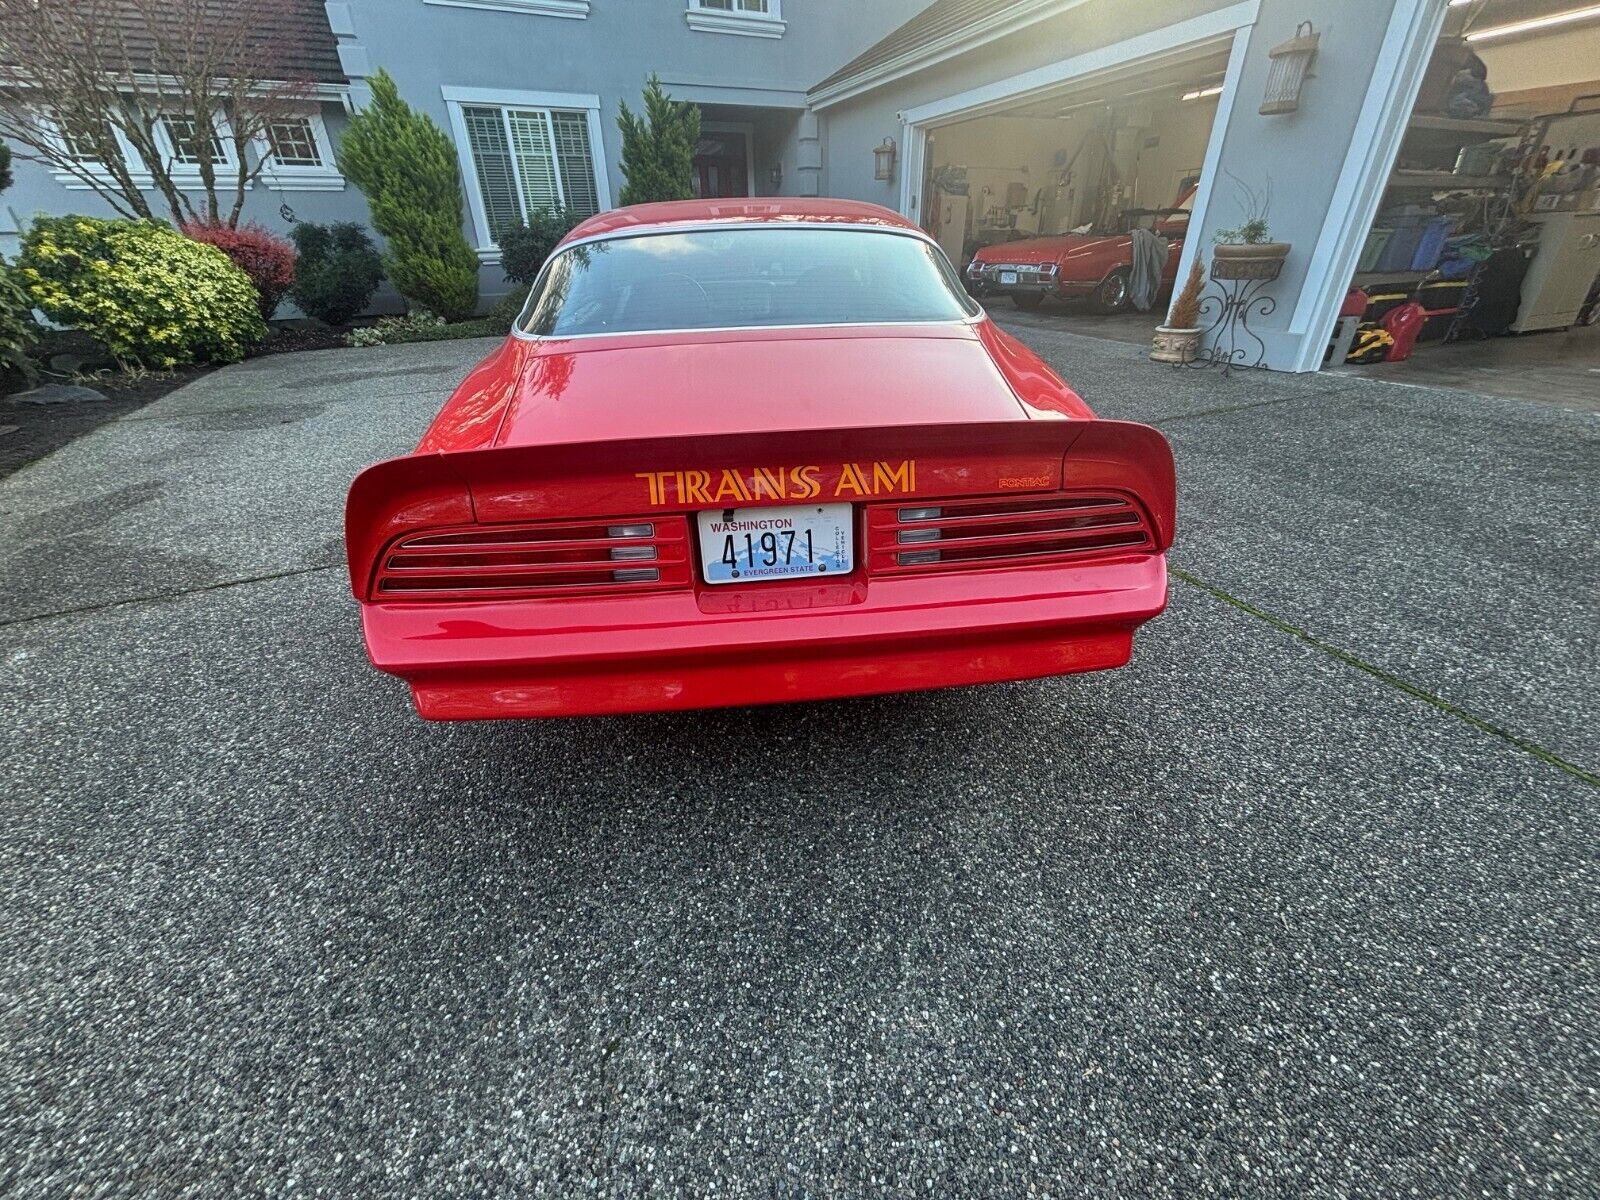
[809,0,1092,109]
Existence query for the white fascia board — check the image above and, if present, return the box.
[809,0,1090,110]
[897,1,1261,127]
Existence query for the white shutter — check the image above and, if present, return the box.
[550,111,599,217]
[506,109,561,215]
[461,106,523,240]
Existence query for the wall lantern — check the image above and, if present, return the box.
[873,137,897,182]
[1260,21,1319,114]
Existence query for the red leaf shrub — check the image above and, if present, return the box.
[181,221,296,320]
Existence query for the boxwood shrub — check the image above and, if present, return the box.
[19,217,265,368]
[289,221,384,326]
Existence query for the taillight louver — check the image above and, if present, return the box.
[867,493,1154,574]
[375,517,691,599]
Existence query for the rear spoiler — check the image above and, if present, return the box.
[345,419,1174,599]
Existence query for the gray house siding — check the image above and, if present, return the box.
[1,98,367,262]
[1,2,928,312]
[336,0,927,304]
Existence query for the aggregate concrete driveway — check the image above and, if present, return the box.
[1,320,1596,1198]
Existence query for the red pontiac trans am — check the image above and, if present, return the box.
[345,199,1175,720]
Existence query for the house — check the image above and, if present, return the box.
[322,0,929,296]
[4,1,1597,372]
[0,1,358,256]
[1,0,929,307]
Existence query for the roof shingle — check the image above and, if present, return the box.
[4,0,346,87]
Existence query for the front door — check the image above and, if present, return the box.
[693,129,750,198]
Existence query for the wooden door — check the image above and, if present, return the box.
[692,130,750,198]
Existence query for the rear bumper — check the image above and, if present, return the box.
[360,556,1168,719]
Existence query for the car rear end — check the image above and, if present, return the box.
[345,207,1174,719]
[965,249,1062,301]
[346,419,1173,719]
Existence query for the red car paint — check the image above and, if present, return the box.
[345,198,1176,720]
[967,187,1196,310]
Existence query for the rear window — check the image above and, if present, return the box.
[519,226,979,337]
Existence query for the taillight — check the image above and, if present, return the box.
[372,516,691,600]
[866,492,1155,574]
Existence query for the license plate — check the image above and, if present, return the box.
[1000,270,1019,285]
[696,503,853,585]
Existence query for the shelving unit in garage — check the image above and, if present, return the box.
[1334,4,1600,396]
[1340,111,1529,362]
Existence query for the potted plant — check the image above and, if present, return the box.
[1151,255,1206,363]
[1211,173,1290,279]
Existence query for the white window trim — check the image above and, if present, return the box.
[423,0,589,17]
[252,111,346,192]
[441,86,612,260]
[42,112,155,190]
[45,112,242,192]
[686,0,785,39]
[154,111,241,179]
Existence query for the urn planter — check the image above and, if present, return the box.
[1211,241,1290,281]
[1150,324,1202,364]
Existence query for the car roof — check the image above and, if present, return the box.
[563,198,923,244]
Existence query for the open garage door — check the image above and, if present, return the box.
[915,46,1229,338]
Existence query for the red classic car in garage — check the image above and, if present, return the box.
[965,186,1197,313]
[346,199,1176,720]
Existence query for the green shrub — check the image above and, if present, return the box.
[0,258,39,391]
[485,285,531,334]
[1,141,39,391]
[338,70,479,321]
[499,208,582,286]
[617,75,700,206]
[346,309,495,347]
[18,216,264,368]
[289,222,384,326]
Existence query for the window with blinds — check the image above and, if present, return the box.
[461,105,600,242]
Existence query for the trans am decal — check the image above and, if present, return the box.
[636,461,916,507]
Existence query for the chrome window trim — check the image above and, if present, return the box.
[508,221,984,342]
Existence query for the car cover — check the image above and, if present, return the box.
[1128,228,1169,312]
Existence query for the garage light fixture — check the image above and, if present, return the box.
[873,136,897,182]
[1182,84,1224,101]
[1260,21,1319,115]
[1466,4,1600,41]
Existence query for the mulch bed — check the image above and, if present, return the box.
[0,321,355,480]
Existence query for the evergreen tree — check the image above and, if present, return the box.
[337,70,479,320]
[0,141,12,194]
[617,75,701,206]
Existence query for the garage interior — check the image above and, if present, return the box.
[1329,0,1600,406]
[921,3,1600,405]
[919,45,1230,342]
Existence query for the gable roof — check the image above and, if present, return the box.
[810,0,1073,106]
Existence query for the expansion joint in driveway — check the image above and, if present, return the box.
[1158,383,1365,426]
[0,562,340,630]
[1171,568,1600,790]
